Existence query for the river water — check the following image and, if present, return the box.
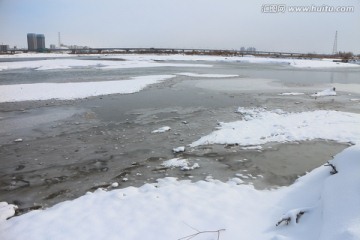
[0,57,359,214]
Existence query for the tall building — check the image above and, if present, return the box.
[36,34,45,50]
[0,45,9,52]
[27,33,46,51]
[27,33,37,51]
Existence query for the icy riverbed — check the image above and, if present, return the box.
[1,54,360,240]
[1,119,360,240]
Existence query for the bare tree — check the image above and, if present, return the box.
[179,223,226,240]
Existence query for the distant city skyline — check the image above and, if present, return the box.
[0,0,359,54]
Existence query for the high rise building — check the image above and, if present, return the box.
[27,33,46,51]
[36,34,45,50]
[0,45,9,52]
[27,33,37,51]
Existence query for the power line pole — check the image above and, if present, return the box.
[58,32,61,48]
[332,31,338,55]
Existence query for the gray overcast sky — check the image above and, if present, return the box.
[0,0,359,54]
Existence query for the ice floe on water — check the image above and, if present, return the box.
[161,158,200,171]
[278,92,305,96]
[311,88,336,97]
[0,75,175,102]
[151,126,171,133]
[191,107,360,147]
[278,88,337,98]
[173,146,186,153]
[177,72,239,78]
[241,145,263,151]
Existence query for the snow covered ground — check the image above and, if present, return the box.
[1,53,359,70]
[0,53,72,59]
[1,107,360,239]
[100,54,360,69]
[0,75,175,102]
[0,58,211,71]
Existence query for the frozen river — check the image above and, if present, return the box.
[0,55,360,214]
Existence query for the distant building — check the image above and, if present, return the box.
[27,33,37,51]
[27,33,46,51]
[36,34,45,50]
[0,45,9,52]
[246,47,256,53]
[50,44,56,49]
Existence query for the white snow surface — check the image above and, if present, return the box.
[191,108,360,147]
[0,58,211,71]
[0,53,72,59]
[0,75,175,102]
[1,145,360,239]
[100,54,360,68]
[1,54,358,71]
[0,202,17,222]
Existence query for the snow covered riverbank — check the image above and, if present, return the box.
[1,53,359,70]
[1,107,360,240]
[1,144,359,240]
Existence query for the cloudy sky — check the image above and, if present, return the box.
[0,0,359,54]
